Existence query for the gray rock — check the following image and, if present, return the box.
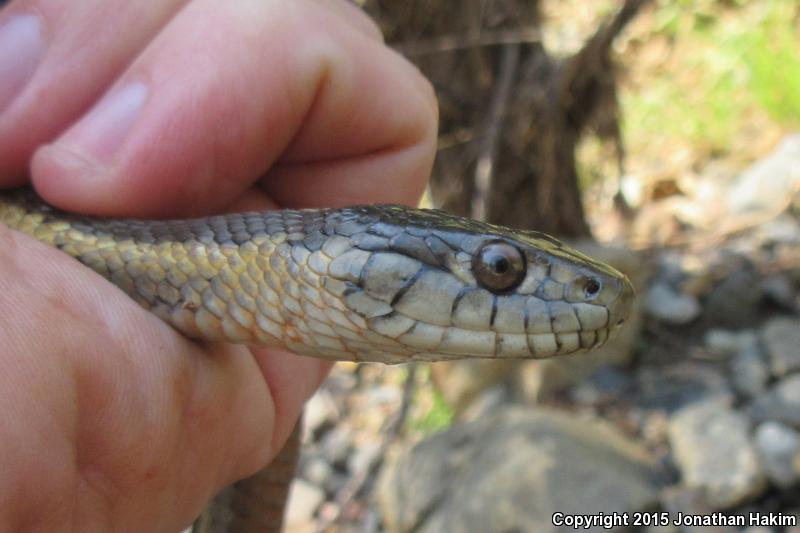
[668,399,767,509]
[762,317,800,377]
[755,214,800,245]
[304,456,334,489]
[570,365,632,405]
[702,257,763,329]
[636,362,732,413]
[319,425,354,468]
[347,440,382,475]
[644,282,701,325]
[727,134,800,217]
[366,385,402,406]
[751,375,800,428]
[704,329,750,355]
[729,333,769,399]
[657,251,690,286]
[754,421,800,488]
[762,273,798,312]
[378,408,660,533]
[661,487,737,533]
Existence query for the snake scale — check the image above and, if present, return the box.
[0,188,634,531]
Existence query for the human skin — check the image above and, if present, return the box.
[0,1,437,531]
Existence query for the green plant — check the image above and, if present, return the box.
[408,386,454,435]
[622,0,800,156]
[734,1,800,127]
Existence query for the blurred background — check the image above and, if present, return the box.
[286,1,800,531]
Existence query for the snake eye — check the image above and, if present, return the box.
[473,241,526,293]
[584,278,602,299]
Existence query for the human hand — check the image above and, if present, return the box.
[0,0,436,530]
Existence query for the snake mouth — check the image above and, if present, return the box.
[390,324,620,361]
[402,327,618,361]
[511,325,620,358]
[362,291,628,360]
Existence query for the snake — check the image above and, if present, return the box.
[0,187,634,531]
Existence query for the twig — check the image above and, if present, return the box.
[471,43,519,221]
[395,27,541,57]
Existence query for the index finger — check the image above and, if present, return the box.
[29,0,437,216]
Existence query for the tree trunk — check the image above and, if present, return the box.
[363,0,649,238]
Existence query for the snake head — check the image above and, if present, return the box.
[317,206,634,362]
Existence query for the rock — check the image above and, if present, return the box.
[661,487,737,533]
[729,333,769,399]
[702,257,763,329]
[644,282,701,325]
[570,365,632,405]
[657,250,691,286]
[347,440,382,475]
[319,425,354,469]
[762,317,800,377]
[668,399,767,508]
[365,385,402,406]
[761,273,799,312]
[284,478,325,528]
[704,329,750,355]
[640,410,671,448]
[754,421,800,488]
[303,456,334,490]
[751,375,800,428]
[636,362,732,413]
[378,408,660,533]
[303,389,337,438]
[726,134,800,218]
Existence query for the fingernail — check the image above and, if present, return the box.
[0,14,45,114]
[62,81,148,164]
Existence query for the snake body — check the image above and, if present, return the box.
[0,188,634,530]
[0,189,633,362]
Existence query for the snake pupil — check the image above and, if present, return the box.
[492,257,510,274]
[585,278,601,298]
[473,241,526,293]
